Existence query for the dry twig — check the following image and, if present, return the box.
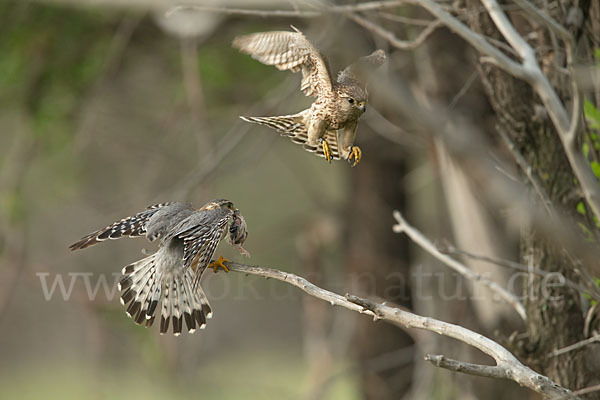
[391,210,527,321]
[547,335,600,358]
[223,261,578,399]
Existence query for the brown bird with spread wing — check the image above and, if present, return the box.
[233,27,386,167]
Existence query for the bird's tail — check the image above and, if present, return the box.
[240,111,307,137]
[240,111,341,160]
[118,253,211,336]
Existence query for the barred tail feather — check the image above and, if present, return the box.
[241,113,341,161]
[118,254,210,336]
[240,115,305,137]
[295,129,341,160]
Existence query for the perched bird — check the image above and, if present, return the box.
[69,199,249,336]
[233,26,386,167]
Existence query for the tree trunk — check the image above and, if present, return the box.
[464,0,600,394]
[345,135,415,399]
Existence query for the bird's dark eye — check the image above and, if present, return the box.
[348,98,354,104]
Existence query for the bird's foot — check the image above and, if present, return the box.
[208,256,230,273]
[319,138,333,163]
[348,146,362,167]
[237,245,251,258]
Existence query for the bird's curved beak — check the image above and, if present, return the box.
[358,101,366,113]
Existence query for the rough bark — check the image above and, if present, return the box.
[464,0,600,394]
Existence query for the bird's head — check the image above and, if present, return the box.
[338,85,368,118]
[202,199,235,211]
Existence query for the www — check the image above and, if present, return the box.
[36,272,121,301]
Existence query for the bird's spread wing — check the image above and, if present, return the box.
[176,210,232,279]
[337,49,386,87]
[69,203,172,250]
[233,28,333,98]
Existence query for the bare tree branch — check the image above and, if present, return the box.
[376,11,436,27]
[547,335,600,358]
[403,0,600,221]
[166,4,321,18]
[364,17,600,275]
[408,0,530,79]
[573,384,600,397]
[481,0,600,221]
[425,354,511,379]
[222,261,579,399]
[347,13,443,50]
[443,245,600,303]
[391,210,528,321]
[166,1,415,18]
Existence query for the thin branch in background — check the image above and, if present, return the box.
[489,0,600,222]
[496,124,555,216]
[347,13,443,50]
[166,78,299,200]
[547,335,600,358]
[75,13,144,149]
[376,11,436,27]
[424,354,510,379]
[364,106,426,149]
[221,260,578,398]
[179,36,210,156]
[165,4,321,18]
[389,0,600,221]
[448,69,479,110]
[166,1,415,19]
[391,210,528,321]
[443,245,600,303]
[364,14,600,274]
[407,0,529,79]
[584,303,598,338]
[572,384,600,397]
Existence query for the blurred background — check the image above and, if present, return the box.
[2,0,598,399]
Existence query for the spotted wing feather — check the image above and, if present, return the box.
[233,28,333,98]
[69,203,172,250]
[176,213,232,281]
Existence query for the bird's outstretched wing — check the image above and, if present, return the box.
[233,27,334,98]
[69,203,172,250]
[175,209,232,283]
[337,49,386,87]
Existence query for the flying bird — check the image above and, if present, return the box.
[233,27,386,167]
[69,199,249,336]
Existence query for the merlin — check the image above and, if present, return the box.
[233,27,386,167]
[69,199,249,335]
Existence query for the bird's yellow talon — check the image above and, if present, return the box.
[349,146,362,167]
[208,256,230,273]
[320,139,332,163]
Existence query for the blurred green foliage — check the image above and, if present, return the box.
[0,349,359,400]
[0,2,115,147]
[0,3,353,399]
[578,90,600,229]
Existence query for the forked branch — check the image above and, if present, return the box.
[223,261,578,399]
